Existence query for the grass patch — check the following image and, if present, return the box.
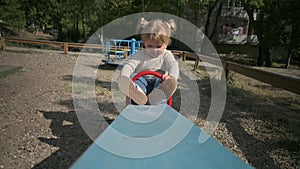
[0,67,24,79]
[70,81,110,95]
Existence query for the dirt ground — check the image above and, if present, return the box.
[0,47,299,169]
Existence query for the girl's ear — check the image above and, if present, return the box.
[136,17,149,34]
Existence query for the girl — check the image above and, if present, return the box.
[118,18,179,105]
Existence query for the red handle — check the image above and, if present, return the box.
[127,70,172,106]
[132,71,163,81]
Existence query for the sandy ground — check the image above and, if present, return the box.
[0,47,299,169]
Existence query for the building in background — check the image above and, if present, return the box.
[212,0,258,45]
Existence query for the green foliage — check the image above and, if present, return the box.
[0,0,299,59]
[0,0,26,34]
[248,0,264,8]
[241,0,299,66]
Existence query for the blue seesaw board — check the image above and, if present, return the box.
[71,104,253,169]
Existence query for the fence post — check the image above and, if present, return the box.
[1,37,5,51]
[224,62,230,81]
[182,52,186,61]
[194,56,200,71]
[64,43,68,54]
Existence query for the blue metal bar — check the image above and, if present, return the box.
[130,38,136,57]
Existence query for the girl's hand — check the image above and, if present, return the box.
[162,74,171,81]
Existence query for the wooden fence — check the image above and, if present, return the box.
[180,51,300,95]
[1,37,102,54]
[1,37,299,95]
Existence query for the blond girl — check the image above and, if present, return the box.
[118,18,179,105]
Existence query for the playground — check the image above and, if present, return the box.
[0,47,299,168]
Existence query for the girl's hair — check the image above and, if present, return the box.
[136,18,176,44]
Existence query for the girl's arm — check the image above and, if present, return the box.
[164,51,179,80]
[120,54,140,78]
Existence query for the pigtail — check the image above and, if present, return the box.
[165,19,176,35]
[137,18,176,44]
[136,17,149,34]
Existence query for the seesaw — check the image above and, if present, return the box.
[70,71,253,169]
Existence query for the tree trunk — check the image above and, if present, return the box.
[81,0,86,40]
[204,2,218,38]
[244,2,263,46]
[264,46,272,67]
[98,0,104,44]
[252,11,272,67]
[246,8,254,44]
[285,24,294,69]
[55,0,63,41]
[244,3,265,66]
[257,37,272,67]
[208,2,222,40]
[285,48,292,69]
[255,21,264,66]
[257,45,264,66]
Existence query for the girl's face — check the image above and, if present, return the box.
[143,39,168,58]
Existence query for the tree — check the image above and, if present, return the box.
[202,0,222,39]
[242,0,300,67]
[242,0,273,67]
[3,0,298,56]
[283,0,300,68]
[0,0,25,36]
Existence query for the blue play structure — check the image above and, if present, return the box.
[71,104,254,169]
[102,38,142,65]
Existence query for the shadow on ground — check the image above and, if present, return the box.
[32,110,92,169]
[220,82,299,168]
